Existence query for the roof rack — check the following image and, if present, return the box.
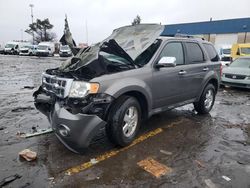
[174,33,205,40]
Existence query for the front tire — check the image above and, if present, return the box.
[106,96,141,147]
[194,84,216,114]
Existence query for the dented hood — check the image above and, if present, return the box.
[58,24,164,79]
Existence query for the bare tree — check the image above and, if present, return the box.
[25,18,56,43]
[132,15,141,26]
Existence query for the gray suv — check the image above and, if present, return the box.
[34,24,221,153]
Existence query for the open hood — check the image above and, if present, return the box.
[51,24,164,80]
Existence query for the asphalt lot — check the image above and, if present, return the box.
[0,55,250,188]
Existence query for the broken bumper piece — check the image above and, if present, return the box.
[50,102,106,153]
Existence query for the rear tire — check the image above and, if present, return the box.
[194,84,216,114]
[106,96,141,147]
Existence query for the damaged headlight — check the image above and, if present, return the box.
[69,81,99,98]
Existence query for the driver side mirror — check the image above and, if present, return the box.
[155,57,176,68]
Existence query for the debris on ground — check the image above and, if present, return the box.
[48,177,54,181]
[204,179,217,188]
[194,160,206,168]
[11,106,34,113]
[137,157,172,178]
[0,174,22,187]
[23,86,35,89]
[16,131,26,137]
[160,150,172,156]
[222,175,231,181]
[90,158,98,164]
[24,128,53,138]
[32,125,38,133]
[19,149,37,161]
[0,126,6,131]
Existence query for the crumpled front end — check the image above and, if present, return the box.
[33,74,114,153]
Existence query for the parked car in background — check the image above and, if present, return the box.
[19,45,37,56]
[231,43,250,60]
[36,42,55,57]
[4,41,20,55]
[0,45,4,54]
[217,45,232,66]
[221,57,250,88]
[59,45,72,57]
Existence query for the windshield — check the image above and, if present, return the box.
[23,45,32,49]
[61,46,70,50]
[241,48,250,54]
[222,48,231,54]
[38,45,48,50]
[230,58,250,68]
[5,44,15,48]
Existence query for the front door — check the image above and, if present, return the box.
[152,41,189,108]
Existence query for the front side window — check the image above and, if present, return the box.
[185,42,204,63]
[159,42,184,65]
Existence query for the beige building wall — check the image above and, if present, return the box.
[237,32,250,43]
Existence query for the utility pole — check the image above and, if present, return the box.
[29,4,34,44]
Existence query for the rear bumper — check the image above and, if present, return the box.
[34,93,107,153]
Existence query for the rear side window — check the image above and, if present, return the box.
[185,42,204,63]
[159,42,184,65]
[203,43,219,62]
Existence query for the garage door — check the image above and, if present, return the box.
[215,34,238,46]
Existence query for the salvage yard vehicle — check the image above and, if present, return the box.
[231,43,250,60]
[217,45,232,66]
[221,57,250,88]
[19,45,37,56]
[4,41,20,55]
[59,45,72,57]
[34,24,221,153]
[36,42,55,57]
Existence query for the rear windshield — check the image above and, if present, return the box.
[38,45,48,50]
[241,48,250,55]
[230,58,250,68]
[203,43,219,62]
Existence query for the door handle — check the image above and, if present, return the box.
[178,70,187,75]
[203,67,209,71]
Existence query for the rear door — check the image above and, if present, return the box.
[182,42,208,99]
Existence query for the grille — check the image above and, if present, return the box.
[225,74,246,80]
[21,50,29,53]
[42,73,73,98]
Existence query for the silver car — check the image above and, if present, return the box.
[221,57,250,88]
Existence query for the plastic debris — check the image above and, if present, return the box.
[194,160,205,168]
[204,179,217,188]
[48,177,54,181]
[137,157,172,178]
[19,149,37,161]
[24,128,53,138]
[90,158,98,164]
[23,86,35,89]
[160,150,172,156]
[0,174,21,187]
[222,175,231,181]
[16,131,26,137]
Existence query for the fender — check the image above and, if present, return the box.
[196,70,219,101]
[102,77,153,112]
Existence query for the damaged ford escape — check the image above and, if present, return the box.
[34,24,221,153]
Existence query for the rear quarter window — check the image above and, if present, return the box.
[203,43,219,62]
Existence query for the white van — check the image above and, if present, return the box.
[36,42,55,57]
[216,45,232,66]
[19,44,37,56]
[4,41,20,55]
